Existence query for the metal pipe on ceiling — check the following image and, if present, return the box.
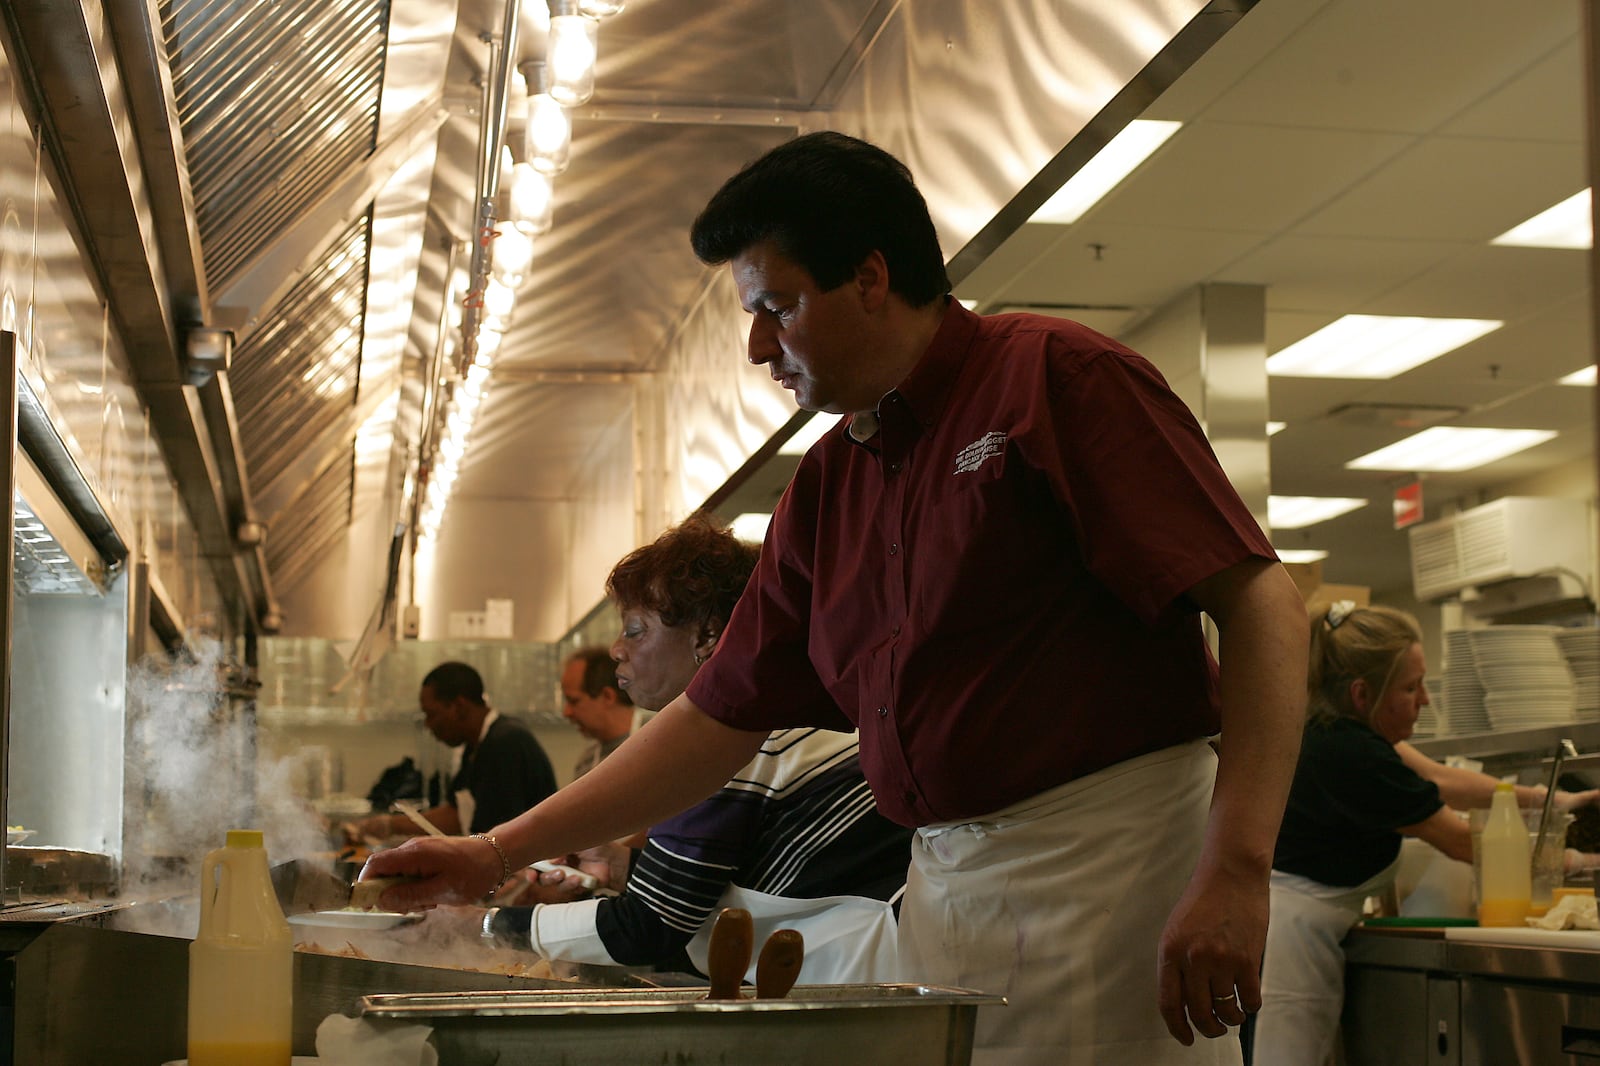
[460,0,525,368]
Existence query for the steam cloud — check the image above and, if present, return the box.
[119,638,331,931]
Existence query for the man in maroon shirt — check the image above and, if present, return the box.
[368,133,1309,1064]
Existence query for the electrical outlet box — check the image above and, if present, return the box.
[402,603,421,639]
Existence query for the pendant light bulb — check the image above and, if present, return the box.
[525,90,572,175]
[578,0,624,17]
[509,162,554,235]
[491,222,534,285]
[547,11,597,106]
[484,277,518,320]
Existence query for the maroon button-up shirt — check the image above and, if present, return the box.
[687,301,1275,826]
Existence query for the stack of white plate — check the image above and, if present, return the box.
[1442,631,1489,734]
[1468,625,1577,730]
[1557,628,1600,720]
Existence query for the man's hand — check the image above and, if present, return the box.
[361,835,503,910]
[1156,861,1268,1045]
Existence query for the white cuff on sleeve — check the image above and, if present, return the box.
[529,898,618,965]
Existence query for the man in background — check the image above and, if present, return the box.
[561,646,645,779]
[349,661,558,839]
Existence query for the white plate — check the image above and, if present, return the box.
[288,909,420,930]
[6,829,34,845]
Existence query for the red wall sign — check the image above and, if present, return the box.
[1393,480,1423,529]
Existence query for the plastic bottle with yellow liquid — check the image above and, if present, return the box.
[189,829,293,1066]
[1478,782,1532,928]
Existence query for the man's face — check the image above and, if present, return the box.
[418,684,471,747]
[560,659,625,740]
[733,239,874,415]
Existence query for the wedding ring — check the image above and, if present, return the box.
[1213,994,1236,1002]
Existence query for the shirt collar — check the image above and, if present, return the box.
[476,708,499,746]
[883,298,979,429]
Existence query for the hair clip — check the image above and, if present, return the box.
[1326,599,1357,629]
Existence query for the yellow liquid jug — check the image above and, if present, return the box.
[1477,783,1532,928]
[188,829,293,1066]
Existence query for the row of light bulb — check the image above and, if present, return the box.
[419,0,624,549]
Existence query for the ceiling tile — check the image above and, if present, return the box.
[1095,122,1415,233]
[1219,234,1455,312]
[1202,0,1576,135]
[1297,136,1586,242]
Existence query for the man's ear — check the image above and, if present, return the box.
[854,249,890,312]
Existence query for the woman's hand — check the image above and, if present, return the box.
[1555,788,1600,812]
[361,835,503,909]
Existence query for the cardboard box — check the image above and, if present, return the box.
[1284,561,1323,602]
[1305,583,1371,613]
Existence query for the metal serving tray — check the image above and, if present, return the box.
[361,983,1006,1066]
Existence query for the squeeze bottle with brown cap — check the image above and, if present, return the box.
[1478,782,1532,928]
[188,829,293,1066]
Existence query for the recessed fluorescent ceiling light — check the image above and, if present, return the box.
[1267,421,1286,436]
[778,414,841,455]
[1276,548,1330,564]
[1345,427,1556,472]
[1267,496,1367,529]
[1560,365,1596,386]
[730,512,772,543]
[1027,120,1182,225]
[1492,189,1591,249]
[1266,315,1502,379]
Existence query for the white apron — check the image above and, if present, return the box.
[1253,861,1399,1066]
[686,883,903,985]
[898,739,1241,1066]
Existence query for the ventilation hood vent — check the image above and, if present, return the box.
[1409,496,1591,605]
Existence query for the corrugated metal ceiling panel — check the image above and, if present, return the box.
[160,0,390,291]
[231,213,371,499]
[264,451,353,593]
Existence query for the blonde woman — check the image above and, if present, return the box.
[1252,603,1595,1064]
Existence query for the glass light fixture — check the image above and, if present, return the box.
[523,61,572,175]
[491,222,534,284]
[474,328,503,361]
[730,513,772,543]
[578,0,624,17]
[1028,120,1182,225]
[1492,189,1591,249]
[484,277,518,320]
[1560,365,1596,386]
[1267,496,1367,530]
[1265,315,1502,379]
[509,162,554,235]
[547,3,598,106]
[778,414,842,455]
[1345,427,1556,472]
[1276,548,1330,564]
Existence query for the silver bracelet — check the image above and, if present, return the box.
[471,832,513,895]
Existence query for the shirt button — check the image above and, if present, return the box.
[888,543,899,556]
[877,706,888,718]
[888,461,901,473]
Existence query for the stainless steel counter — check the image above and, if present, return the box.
[1342,927,1600,1065]
[1345,926,1600,984]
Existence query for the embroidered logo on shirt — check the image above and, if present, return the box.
[954,430,1007,474]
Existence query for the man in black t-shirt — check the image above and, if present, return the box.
[348,661,557,839]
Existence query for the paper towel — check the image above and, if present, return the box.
[315,1012,438,1066]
